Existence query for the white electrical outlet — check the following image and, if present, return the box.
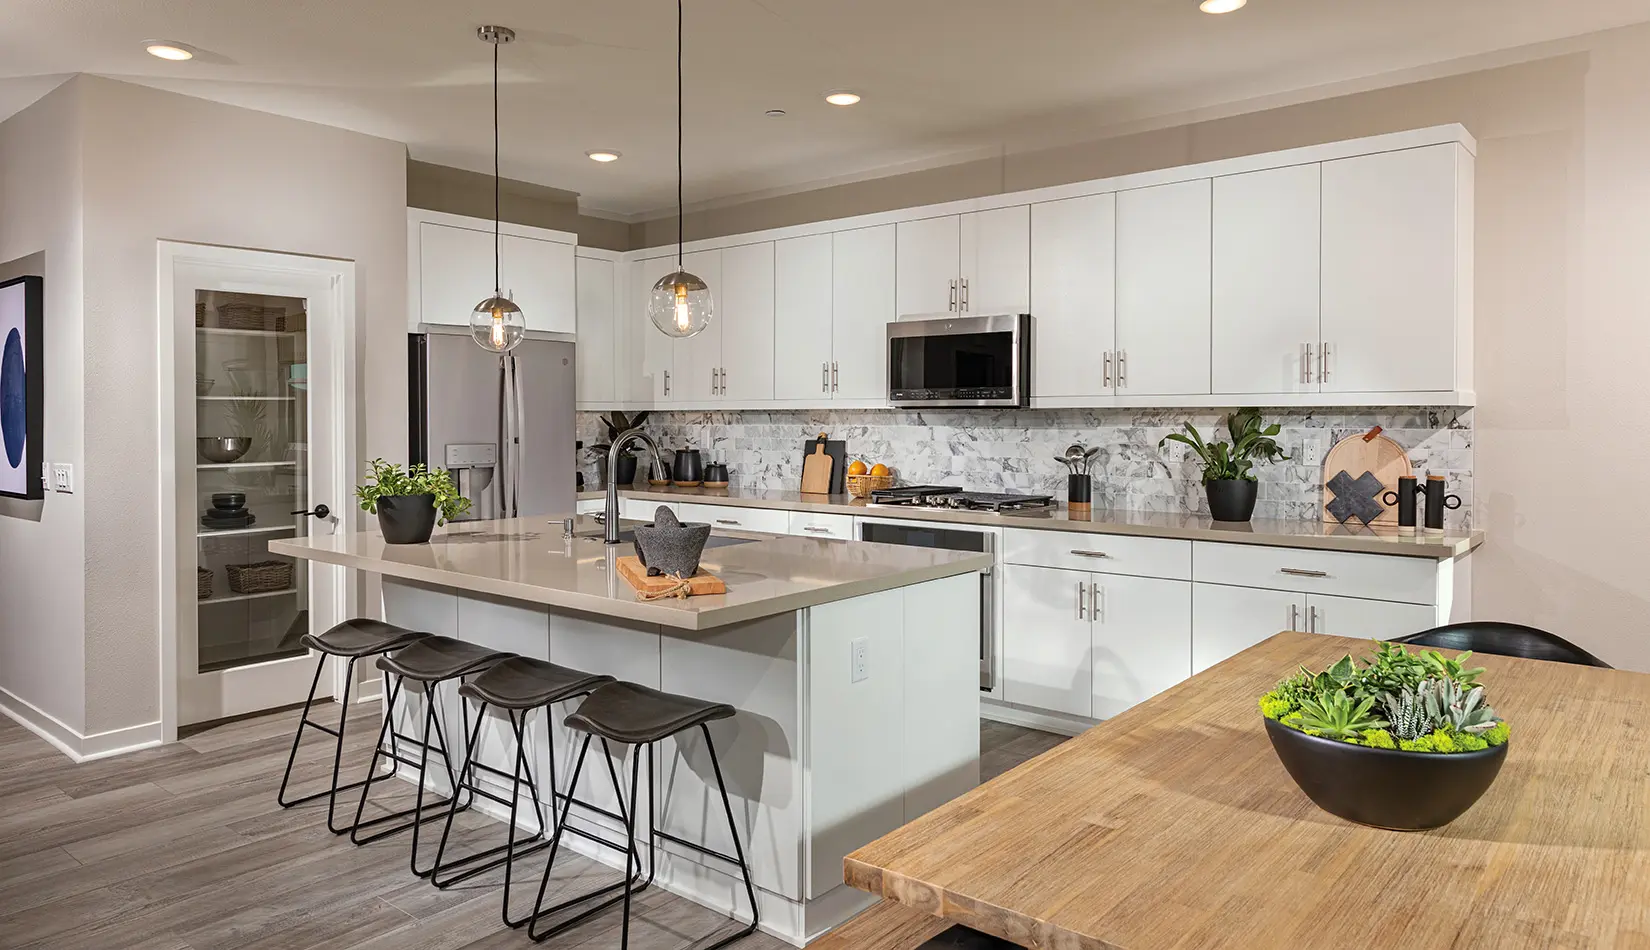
[52,463,73,493]
[1301,437,1324,468]
[850,637,869,683]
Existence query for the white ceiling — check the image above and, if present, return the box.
[3,0,1648,217]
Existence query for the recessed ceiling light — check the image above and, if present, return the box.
[145,42,194,61]
[586,150,621,163]
[1199,0,1246,12]
[825,92,861,106]
[765,109,787,118]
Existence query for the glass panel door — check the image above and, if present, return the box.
[194,291,310,673]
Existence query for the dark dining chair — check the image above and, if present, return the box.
[1396,621,1612,668]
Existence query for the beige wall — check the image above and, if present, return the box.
[407,159,630,252]
[0,81,87,733]
[77,77,408,734]
[634,24,1650,670]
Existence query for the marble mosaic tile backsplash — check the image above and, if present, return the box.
[577,408,1474,528]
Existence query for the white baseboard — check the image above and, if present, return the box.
[981,698,1096,737]
[0,685,164,763]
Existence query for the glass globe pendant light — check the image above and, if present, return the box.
[647,0,714,339]
[470,25,527,353]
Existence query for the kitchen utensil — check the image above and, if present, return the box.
[1082,446,1100,475]
[632,507,712,577]
[617,555,725,597]
[800,435,837,494]
[1325,471,1387,525]
[1320,427,1412,526]
[197,436,252,463]
[1422,474,1462,534]
[1382,475,1421,535]
[672,447,703,486]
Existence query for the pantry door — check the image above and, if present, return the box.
[160,243,356,734]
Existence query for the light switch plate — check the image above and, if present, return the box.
[52,463,73,493]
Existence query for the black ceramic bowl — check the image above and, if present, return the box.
[1264,717,1507,830]
[211,492,247,511]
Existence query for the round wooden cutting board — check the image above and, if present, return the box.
[1320,428,1413,526]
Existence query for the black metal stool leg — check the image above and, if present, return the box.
[429,695,489,885]
[275,653,328,807]
[349,675,468,846]
[701,723,760,948]
[617,743,644,950]
[526,735,644,940]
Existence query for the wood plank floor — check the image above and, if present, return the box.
[0,706,1067,949]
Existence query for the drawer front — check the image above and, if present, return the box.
[1193,541,1438,605]
[676,502,792,535]
[575,498,605,514]
[789,511,855,540]
[620,498,676,521]
[1003,527,1191,580]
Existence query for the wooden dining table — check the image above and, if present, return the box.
[844,631,1650,949]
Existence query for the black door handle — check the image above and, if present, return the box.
[291,504,330,520]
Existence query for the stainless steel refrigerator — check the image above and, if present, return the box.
[409,330,576,521]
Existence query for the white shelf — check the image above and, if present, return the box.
[197,525,299,539]
[195,326,300,338]
[197,396,297,402]
[198,588,300,605]
[197,461,299,470]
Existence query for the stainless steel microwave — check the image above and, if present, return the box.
[886,313,1031,408]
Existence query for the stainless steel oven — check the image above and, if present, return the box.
[857,517,998,691]
[887,313,1031,408]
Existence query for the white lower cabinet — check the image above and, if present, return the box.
[789,511,854,540]
[1001,564,1093,716]
[1305,593,1437,642]
[1191,583,1303,675]
[1091,574,1193,719]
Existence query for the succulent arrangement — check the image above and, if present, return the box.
[1259,641,1511,754]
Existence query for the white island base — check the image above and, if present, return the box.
[378,571,980,947]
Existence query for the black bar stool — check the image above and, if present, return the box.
[527,681,759,949]
[349,635,508,875]
[428,656,617,927]
[276,619,428,833]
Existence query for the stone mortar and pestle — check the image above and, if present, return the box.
[633,506,711,578]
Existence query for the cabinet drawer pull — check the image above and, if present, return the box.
[802,526,831,533]
[1279,567,1329,578]
[715,518,740,526]
[1069,549,1111,559]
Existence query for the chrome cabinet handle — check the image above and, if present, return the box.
[663,370,670,396]
[1280,568,1329,578]
[1103,351,1111,388]
[1091,583,1103,623]
[711,367,718,394]
[1300,343,1310,385]
[1308,605,1319,633]
[1320,342,1330,383]
[822,362,829,393]
[832,362,839,391]
[1117,350,1127,387]
[960,277,969,311]
[720,367,726,393]
[715,518,740,526]
[1069,550,1111,559]
[949,279,957,312]
[1077,581,1087,620]
[1289,603,1299,630]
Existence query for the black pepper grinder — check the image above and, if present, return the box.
[1422,474,1462,535]
[1382,475,1420,535]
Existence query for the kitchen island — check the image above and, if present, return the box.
[272,515,990,946]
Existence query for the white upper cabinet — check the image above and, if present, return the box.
[774,234,834,401]
[1321,143,1465,394]
[414,219,575,334]
[718,242,776,402]
[1115,179,1212,396]
[1031,194,1116,399]
[635,256,677,403]
[959,205,1031,314]
[896,215,962,317]
[832,224,897,400]
[672,249,723,403]
[1212,164,1322,395]
[575,255,616,404]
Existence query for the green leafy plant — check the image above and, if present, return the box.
[1260,641,1509,754]
[355,458,471,525]
[1159,407,1290,482]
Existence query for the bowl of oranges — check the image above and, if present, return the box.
[845,458,894,498]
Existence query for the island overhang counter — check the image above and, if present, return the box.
[271,516,991,946]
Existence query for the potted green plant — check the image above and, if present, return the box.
[1258,641,1511,830]
[590,411,651,487]
[355,458,471,544]
[1159,407,1289,522]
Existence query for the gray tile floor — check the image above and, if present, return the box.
[0,705,1068,949]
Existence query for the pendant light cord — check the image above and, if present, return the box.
[677,0,684,269]
[493,36,502,294]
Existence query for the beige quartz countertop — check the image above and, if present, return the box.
[271,516,992,632]
[580,485,1483,559]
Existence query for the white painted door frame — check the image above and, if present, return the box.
[157,241,358,742]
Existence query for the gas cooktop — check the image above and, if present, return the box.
[868,485,1055,512]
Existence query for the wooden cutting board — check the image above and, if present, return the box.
[616,556,726,596]
[1321,427,1413,526]
[801,435,834,495]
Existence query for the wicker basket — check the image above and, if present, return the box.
[194,302,206,327]
[845,473,895,499]
[214,303,287,332]
[225,560,293,595]
[197,567,214,600]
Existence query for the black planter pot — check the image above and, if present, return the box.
[376,493,438,544]
[1205,478,1258,522]
[1264,717,1507,830]
[614,453,638,488]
